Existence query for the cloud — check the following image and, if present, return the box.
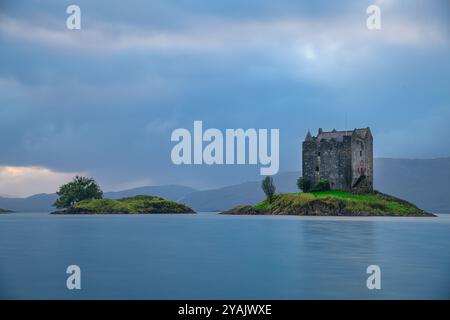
[2,5,447,91]
[1,8,447,53]
[2,9,447,90]
[0,1,449,192]
[0,166,84,197]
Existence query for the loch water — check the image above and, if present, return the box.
[1,212,449,299]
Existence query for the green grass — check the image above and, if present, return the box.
[248,190,430,216]
[73,195,194,214]
[311,190,423,215]
[312,190,376,201]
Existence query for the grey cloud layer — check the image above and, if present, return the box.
[0,0,449,191]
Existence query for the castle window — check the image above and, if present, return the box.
[318,152,321,156]
[315,166,319,172]
[360,151,362,157]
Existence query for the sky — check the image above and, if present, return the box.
[0,0,449,196]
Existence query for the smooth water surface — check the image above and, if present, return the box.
[1,212,449,299]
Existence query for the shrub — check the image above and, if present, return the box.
[297,177,312,192]
[310,179,331,192]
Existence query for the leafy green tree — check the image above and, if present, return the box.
[297,177,311,192]
[54,176,103,208]
[261,176,276,203]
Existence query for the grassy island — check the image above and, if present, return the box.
[51,195,195,214]
[221,191,435,217]
[0,208,13,214]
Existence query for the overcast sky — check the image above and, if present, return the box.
[0,0,449,196]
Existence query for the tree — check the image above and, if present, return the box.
[261,176,276,203]
[54,176,103,208]
[297,177,311,192]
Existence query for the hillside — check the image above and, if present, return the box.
[222,191,434,217]
[375,158,450,213]
[105,185,197,201]
[0,193,58,213]
[179,172,297,211]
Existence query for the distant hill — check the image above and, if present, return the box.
[374,158,450,213]
[179,172,298,211]
[0,193,58,213]
[104,185,197,201]
[1,158,450,213]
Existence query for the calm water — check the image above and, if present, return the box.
[0,212,449,299]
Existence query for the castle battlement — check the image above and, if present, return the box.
[302,127,373,192]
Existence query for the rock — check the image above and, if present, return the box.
[221,205,268,215]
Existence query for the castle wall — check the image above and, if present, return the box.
[302,128,373,192]
[350,134,373,192]
[302,138,352,190]
[351,137,364,186]
[302,141,317,188]
[367,133,373,188]
[317,139,352,190]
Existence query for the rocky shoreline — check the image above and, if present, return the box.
[51,207,195,215]
[221,204,435,216]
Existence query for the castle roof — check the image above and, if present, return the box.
[313,127,371,142]
[305,131,313,142]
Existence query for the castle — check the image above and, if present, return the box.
[302,127,373,193]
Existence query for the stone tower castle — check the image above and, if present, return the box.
[302,128,373,192]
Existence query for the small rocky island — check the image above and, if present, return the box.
[221,191,435,217]
[51,176,195,215]
[223,127,433,217]
[0,208,14,214]
[51,195,195,215]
